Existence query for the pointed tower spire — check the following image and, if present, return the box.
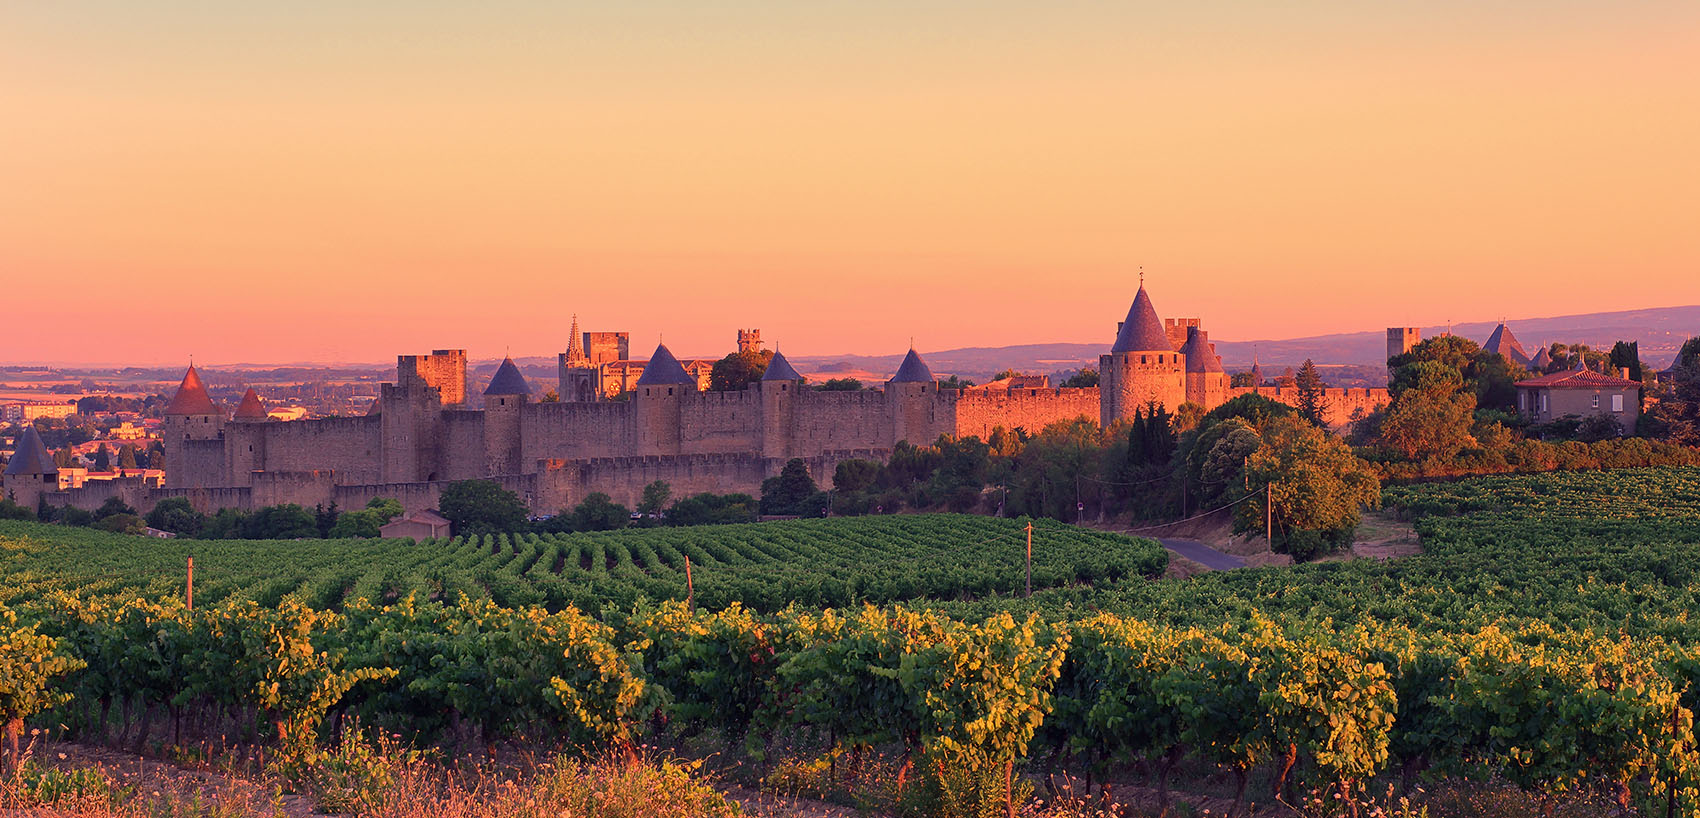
[233,388,268,420]
[166,365,220,416]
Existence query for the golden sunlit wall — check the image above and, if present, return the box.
[2,1,1697,364]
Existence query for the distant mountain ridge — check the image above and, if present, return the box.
[787,305,1700,383]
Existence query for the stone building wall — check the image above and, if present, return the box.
[1228,386,1390,428]
[953,387,1100,439]
[248,416,383,484]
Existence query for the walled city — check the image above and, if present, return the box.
[3,285,1391,516]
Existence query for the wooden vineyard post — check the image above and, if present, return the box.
[186,556,194,611]
[685,555,693,609]
[1025,522,1033,598]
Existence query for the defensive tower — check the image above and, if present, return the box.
[1100,282,1187,426]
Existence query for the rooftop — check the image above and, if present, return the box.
[1110,285,1174,353]
[165,365,220,416]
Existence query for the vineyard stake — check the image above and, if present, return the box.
[1025,522,1033,598]
[186,556,194,611]
[685,555,693,609]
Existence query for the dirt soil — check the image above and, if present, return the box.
[1348,510,1424,559]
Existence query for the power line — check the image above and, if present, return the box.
[1107,488,1265,534]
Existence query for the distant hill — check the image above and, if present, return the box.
[789,305,1700,386]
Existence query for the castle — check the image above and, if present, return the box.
[4,285,1389,517]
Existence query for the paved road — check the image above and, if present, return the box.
[1157,538,1247,571]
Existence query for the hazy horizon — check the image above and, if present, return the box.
[5,2,1697,364]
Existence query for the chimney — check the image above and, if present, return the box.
[1620,367,1632,380]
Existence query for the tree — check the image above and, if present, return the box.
[1229,371,1257,388]
[815,378,862,391]
[1378,362,1477,460]
[1389,335,1522,412]
[1608,341,1642,381]
[93,496,135,520]
[314,502,339,537]
[761,458,818,515]
[145,496,206,537]
[993,369,1019,381]
[91,443,110,472]
[666,492,759,526]
[438,480,530,536]
[0,498,34,522]
[540,389,560,403]
[328,510,383,538]
[1294,359,1326,426]
[833,459,883,493]
[709,349,774,392]
[116,444,138,470]
[243,504,319,539]
[52,448,74,469]
[569,492,629,531]
[1061,368,1099,388]
[637,480,672,520]
[366,496,403,524]
[1243,415,1381,561]
[95,513,146,535]
[938,375,975,390]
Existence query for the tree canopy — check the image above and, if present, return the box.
[438,480,530,536]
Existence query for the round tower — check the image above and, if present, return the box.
[163,365,226,488]
[2,425,59,512]
[1100,284,1187,427]
[887,347,939,446]
[482,356,531,475]
[633,343,695,456]
[226,387,270,478]
[1181,326,1228,409]
[758,349,803,459]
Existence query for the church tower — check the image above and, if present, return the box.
[559,315,601,402]
[1100,281,1187,426]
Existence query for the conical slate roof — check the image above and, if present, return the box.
[166,365,220,416]
[1483,324,1532,367]
[635,343,696,386]
[4,426,57,476]
[1111,286,1173,353]
[233,388,268,420]
[762,350,803,382]
[890,348,935,383]
[483,357,532,395]
[1180,328,1224,374]
[1529,347,1552,371]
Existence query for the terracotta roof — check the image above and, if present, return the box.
[1110,285,1173,353]
[165,366,220,416]
[634,343,696,386]
[233,388,268,420]
[1516,369,1642,389]
[762,350,803,382]
[1483,324,1532,368]
[1180,327,1224,374]
[3,426,56,476]
[483,357,532,395]
[889,348,936,383]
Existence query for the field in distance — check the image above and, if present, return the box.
[0,513,1169,613]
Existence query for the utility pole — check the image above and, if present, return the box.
[1025,522,1033,598]
[685,555,694,609]
[1265,483,1274,543]
[186,556,194,611]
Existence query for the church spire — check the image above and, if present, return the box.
[566,314,589,366]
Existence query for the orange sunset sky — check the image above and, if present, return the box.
[3,2,1698,365]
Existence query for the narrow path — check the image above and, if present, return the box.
[1156,538,1246,571]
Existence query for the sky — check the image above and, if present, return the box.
[3,2,1698,366]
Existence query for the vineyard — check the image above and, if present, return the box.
[0,514,1169,613]
[5,469,1700,816]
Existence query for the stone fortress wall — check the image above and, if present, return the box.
[7,285,1394,518]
